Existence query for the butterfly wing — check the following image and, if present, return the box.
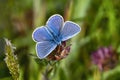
[32,26,53,42]
[46,14,64,36]
[36,41,57,59]
[61,21,81,41]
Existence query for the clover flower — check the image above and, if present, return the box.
[91,46,119,71]
[47,41,71,60]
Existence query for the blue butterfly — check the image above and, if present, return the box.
[32,14,81,59]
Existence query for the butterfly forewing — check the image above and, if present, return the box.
[32,26,53,42]
[36,41,57,59]
[46,14,64,36]
[61,21,81,41]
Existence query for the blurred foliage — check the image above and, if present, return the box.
[0,0,120,80]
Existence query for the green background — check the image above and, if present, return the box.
[0,0,120,80]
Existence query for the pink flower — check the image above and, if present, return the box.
[91,46,119,71]
[47,41,71,61]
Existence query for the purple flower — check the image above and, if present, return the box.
[91,46,119,71]
[47,41,71,61]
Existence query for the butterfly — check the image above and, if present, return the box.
[32,14,81,59]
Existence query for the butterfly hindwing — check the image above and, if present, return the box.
[61,21,81,41]
[36,41,57,59]
[32,26,53,42]
[46,14,64,36]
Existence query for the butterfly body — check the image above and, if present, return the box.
[32,14,81,59]
[45,26,62,45]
